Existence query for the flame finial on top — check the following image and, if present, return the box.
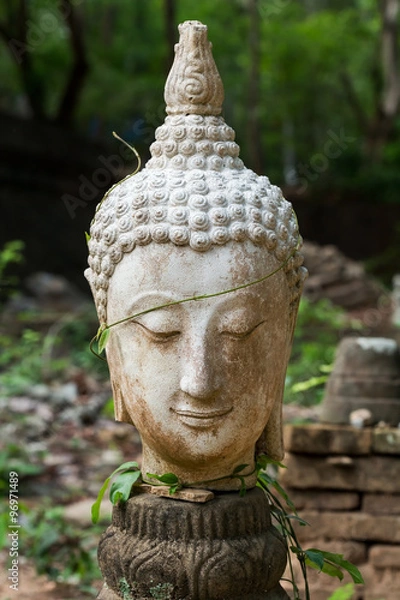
[164,21,224,116]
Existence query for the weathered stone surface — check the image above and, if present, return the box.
[281,454,400,493]
[283,423,372,455]
[369,544,400,568]
[363,493,400,515]
[98,489,290,599]
[140,484,214,503]
[86,20,306,491]
[285,490,360,512]
[301,241,383,310]
[321,336,400,426]
[373,427,400,454]
[362,562,400,600]
[291,510,400,543]
[98,583,290,600]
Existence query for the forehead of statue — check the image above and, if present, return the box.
[106,242,290,321]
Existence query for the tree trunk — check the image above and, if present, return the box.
[56,0,89,126]
[165,0,177,73]
[365,0,400,162]
[0,0,46,120]
[247,0,263,174]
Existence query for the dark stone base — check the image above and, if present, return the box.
[97,488,290,600]
[97,582,290,599]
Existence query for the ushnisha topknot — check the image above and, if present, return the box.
[86,21,307,324]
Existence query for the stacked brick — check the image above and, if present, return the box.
[279,423,400,600]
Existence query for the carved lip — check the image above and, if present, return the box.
[173,407,232,428]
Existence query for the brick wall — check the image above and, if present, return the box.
[279,423,400,600]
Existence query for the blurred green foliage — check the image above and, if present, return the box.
[0,0,398,193]
[21,504,102,591]
[0,240,24,304]
[0,313,108,397]
[327,584,355,600]
[285,297,361,406]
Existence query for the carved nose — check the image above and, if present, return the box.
[180,340,220,400]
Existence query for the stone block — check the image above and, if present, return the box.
[369,544,400,568]
[363,493,400,515]
[280,454,400,493]
[373,428,400,454]
[362,562,400,600]
[291,510,400,543]
[284,423,372,455]
[285,490,360,512]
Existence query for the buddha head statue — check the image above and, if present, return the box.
[85,21,307,490]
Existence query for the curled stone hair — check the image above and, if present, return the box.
[86,21,307,325]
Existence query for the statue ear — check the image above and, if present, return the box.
[111,378,132,424]
[256,378,285,461]
[256,296,301,461]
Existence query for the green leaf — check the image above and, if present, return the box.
[110,470,141,504]
[327,583,355,600]
[238,476,247,497]
[308,549,364,584]
[291,375,328,394]
[306,557,344,581]
[305,549,324,570]
[98,328,110,354]
[85,231,91,243]
[91,476,112,524]
[233,463,249,474]
[286,514,310,526]
[91,461,140,523]
[257,472,297,513]
[256,454,286,471]
[146,472,179,485]
[169,484,181,495]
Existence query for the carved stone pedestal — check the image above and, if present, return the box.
[97,488,289,600]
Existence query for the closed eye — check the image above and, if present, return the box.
[220,320,267,339]
[132,321,181,341]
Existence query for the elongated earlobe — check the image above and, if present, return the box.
[112,379,132,424]
[256,382,285,461]
[256,295,301,461]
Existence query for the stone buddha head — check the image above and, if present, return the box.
[85,21,307,490]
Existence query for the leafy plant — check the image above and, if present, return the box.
[22,504,102,590]
[285,298,361,406]
[0,304,108,396]
[91,461,141,524]
[0,240,24,304]
[0,442,44,491]
[256,455,363,599]
[327,583,356,600]
[0,329,49,395]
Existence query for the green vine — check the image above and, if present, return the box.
[92,457,364,599]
